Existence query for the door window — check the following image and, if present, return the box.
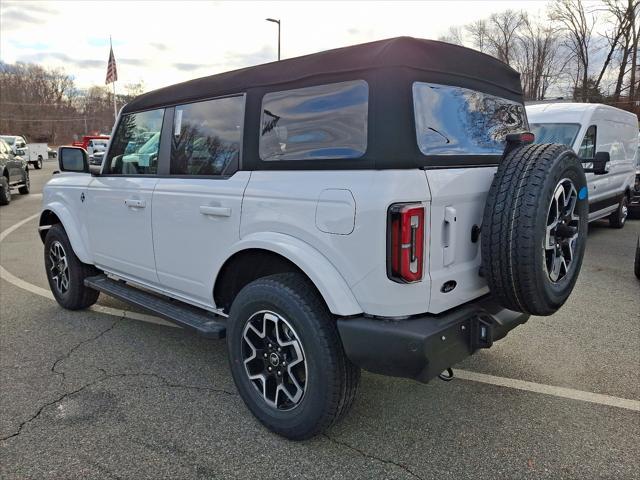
[259,80,369,161]
[578,125,597,159]
[105,109,164,175]
[171,96,244,176]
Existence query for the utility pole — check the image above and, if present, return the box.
[266,18,281,60]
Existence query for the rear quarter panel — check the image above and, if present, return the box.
[240,170,433,317]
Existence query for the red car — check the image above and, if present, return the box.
[71,135,110,150]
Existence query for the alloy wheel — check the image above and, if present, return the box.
[241,310,307,410]
[544,178,580,283]
[48,240,70,294]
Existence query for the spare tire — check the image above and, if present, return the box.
[481,143,588,316]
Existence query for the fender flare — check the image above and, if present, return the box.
[221,232,363,316]
[40,202,93,264]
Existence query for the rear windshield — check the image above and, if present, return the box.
[413,82,527,156]
[529,123,580,147]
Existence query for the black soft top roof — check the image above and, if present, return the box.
[123,36,522,114]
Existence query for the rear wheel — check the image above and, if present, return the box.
[35,156,43,169]
[482,143,588,316]
[609,195,628,229]
[227,273,359,440]
[44,224,100,310]
[0,177,11,205]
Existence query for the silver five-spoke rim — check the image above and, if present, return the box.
[48,240,70,294]
[544,178,580,283]
[241,310,307,411]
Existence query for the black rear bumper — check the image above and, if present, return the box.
[336,297,528,383]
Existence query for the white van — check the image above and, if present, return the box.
[527,103,639,227]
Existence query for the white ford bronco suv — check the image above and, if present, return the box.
[41,38,591,440]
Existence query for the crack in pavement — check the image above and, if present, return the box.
[323,433,425,480]
[1,369,236,443]
[51,316,123,383]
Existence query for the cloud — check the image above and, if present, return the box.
[0,1,58,31]
[224,45,276,68]
[151,42,168,51]
[173,63,204,72]
[19,52,106,69]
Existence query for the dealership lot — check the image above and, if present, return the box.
[1,162,638,479]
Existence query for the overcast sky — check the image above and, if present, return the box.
[1,0,579,93]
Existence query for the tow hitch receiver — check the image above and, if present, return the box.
[472,315,495,349]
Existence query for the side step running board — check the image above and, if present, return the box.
[84,274,226,338]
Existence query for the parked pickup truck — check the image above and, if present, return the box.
[40,37,590,440]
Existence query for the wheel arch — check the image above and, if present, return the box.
[214,233,363,317]
[39,204,92,264]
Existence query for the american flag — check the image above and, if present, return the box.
[105,45,118,85]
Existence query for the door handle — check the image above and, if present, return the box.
[199,205,231,217]
[443,206,457,267]
[124,198,146,208]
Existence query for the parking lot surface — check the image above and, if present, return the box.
[1,161,639,479]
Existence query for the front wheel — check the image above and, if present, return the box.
[0,177,11,205]
[227,273,360,440]
[44,225,100,310]
[609,195,628,229]
[18,170,30,195]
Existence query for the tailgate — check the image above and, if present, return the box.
[425,167,496,314]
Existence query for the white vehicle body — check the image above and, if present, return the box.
[40,37,594,438]
[42,164,494,317]
[527,103,638,222]
[27,143,48,163]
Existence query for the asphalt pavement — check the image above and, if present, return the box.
[1,160,638,479]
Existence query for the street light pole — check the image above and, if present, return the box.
[266,18,281,61]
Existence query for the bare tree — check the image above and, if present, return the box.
[438,25,465,46]
[466,19,489,53]
[485,10,526,65]
[550,0,596,101]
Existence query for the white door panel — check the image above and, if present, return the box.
[152,172,251,306]
[87,177,159,284]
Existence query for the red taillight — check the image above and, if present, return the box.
[505,132,535,144]
[387,203,425,283]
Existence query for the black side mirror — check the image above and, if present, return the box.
[592,151,609,175]
[58,146,89,173]
[582,151,609,176]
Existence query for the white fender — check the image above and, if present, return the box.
[221,232,363,316]
[40,201,93,264]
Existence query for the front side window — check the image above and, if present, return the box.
[105,109,164,175]
[0,136,15,146]
[413,82,527,156]
[578,125,597,159]
[171,96,244,176]
[259,80,368,161]
[529,123,581,148]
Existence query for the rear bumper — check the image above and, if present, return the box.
[337,297,529,383]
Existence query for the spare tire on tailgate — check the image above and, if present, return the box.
[481,143,588,316]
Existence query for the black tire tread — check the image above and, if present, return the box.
[44,224,100,310]
[481,143,586,315]
[229,272,359,440]
[0,177,10,205]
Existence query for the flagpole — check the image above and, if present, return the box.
[110,36,117,121]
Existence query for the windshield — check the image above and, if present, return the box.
[529,123,580,147]
[0,136,15,145]
[413,82,527,156]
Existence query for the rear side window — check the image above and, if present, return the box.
[171,96,244,176]
[578,125,596,159]
[106,109,164,175]
[413,82,527,156]
[259,80,368,161]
